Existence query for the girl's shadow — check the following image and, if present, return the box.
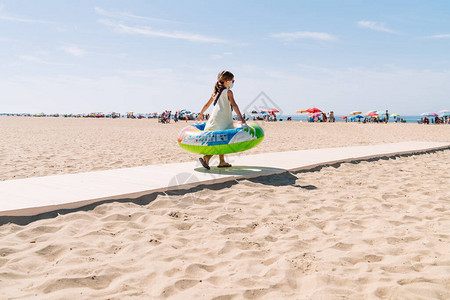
[195,166,317,189]
[194,165,284,176]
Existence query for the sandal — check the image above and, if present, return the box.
[217,163,232,168]
[199,157,210,170]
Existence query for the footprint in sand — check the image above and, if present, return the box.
[331,242,353,251]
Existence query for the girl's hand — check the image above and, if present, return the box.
[196,114,204,121]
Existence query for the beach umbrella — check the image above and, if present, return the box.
[339,116,347,119]
[349,111,362,115]
[365,111,378,116]
[354,115,364,118]
[306,107,322,113]
[296,109,308,113]
[439,112,450,117]
[439,110,449,114]
[391,113,400,117]
[261,109,279,114]
[421,112,438,117]
[311,112,322,117]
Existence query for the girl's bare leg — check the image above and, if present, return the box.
[218,155,231,167]
[203,155,213,166]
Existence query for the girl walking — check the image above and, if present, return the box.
[197,70,246,169]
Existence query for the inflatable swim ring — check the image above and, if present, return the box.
[178,121,264,155]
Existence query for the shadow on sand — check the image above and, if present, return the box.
[195,165,317,189]
[194,165,285,176]
[1,166,317,226]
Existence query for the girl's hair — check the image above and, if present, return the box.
[212,70,234,99]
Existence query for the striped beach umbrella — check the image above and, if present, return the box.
[421,112,438,117]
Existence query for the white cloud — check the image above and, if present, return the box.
[94,7,180,23]
[59,45,87,57]
[99,19,230,44]
[357,21,396,33]
[426,34,450,39]
[271,31,337,41]
[0,5,52,24]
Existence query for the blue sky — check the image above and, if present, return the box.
[1,0,449,115]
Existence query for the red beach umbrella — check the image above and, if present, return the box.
[306,107,322,113]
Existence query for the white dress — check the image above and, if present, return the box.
[204,88,234,131]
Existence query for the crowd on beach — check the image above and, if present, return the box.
[418,116,449,124]
[2,109,449,124]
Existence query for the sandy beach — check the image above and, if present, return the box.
[0,117,449,299]
[1,117,449,181]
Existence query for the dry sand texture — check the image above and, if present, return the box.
[1,116,449,181]
[0,150,449,299]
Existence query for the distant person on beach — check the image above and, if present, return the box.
[196,70,246,169]
[385,110,389,124]
[329,111,335,122]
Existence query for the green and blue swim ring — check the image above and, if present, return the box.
[177,121,264,155]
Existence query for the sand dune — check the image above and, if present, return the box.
[1,149,449,298]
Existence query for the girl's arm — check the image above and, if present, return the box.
[197,95,214,120]
[227,90,246,124]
